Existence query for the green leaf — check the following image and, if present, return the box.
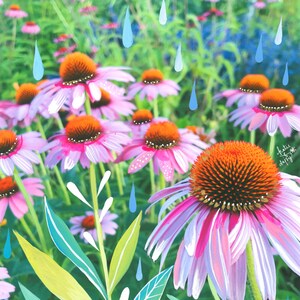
[134,266,173,300]
[19,282,41,300]
[44,200,107,300]
[167,295,180,300]
[14,231,91,300]
[108,211,142,294]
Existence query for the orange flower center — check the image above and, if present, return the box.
[65,115,102,143]
[16,83,39,105]
[190,141,280,212]
[132,109,153,125]
[25,21,36,26]
[90,89,111,108]
[59,52,97,86]
[141,69,164,85]
[0,130,18,156]
[144,121,180,149]
[186,126,211,143]
[259,89,294,112]
[9,4,20,10]
[0,177,18,199]
[59,34,69,39]
[239,74,269,93]
[81,215,95,229]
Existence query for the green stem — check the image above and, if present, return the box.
[114,163,124,196]
[20,217,41,248]
[12,19,17,50]
[99,162,112,198]
[56,116,64,130]
[149,160,156,195]
[89,164,111,299]
[38,156,54,198]
[153,97,159,118]
[246,241,262,300]
[159,171,165,190]
[36,117,47,140]
[269,134,276,159]
[84,97,92,115]
[208,276,220,300]
[53,166,71,205]
[14,170,47,252]
[250,130,256,145]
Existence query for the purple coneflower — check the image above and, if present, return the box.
[44,115,131,172]
[53,33,73,43]
[230,89,300,136]
[0,176,44,221]
[21,21,40,35]
[0,130,46,175]
[146,141,300,299]
[128,69,180,102]
[5,4,27,18]
[30,52,135,115]
[0,267,15,299]
[116,121,207,181]
[79,5,98,15]
[70,210,118,242]
[215,74,270,107]
[186,126,217,144]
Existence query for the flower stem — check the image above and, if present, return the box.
[56,116,64,130]
[12,19,17,50]
[149,160,156,195]
[20,217,41,248]
[159,171,166,190]
[99,162,112,198]
[89,163,111,299]
[38,156,54,198]
[53,166,71,205]
[208,276,220,300]
[13,170,47,252]
[84,97,92,115]
[114,163,124,196]
[250,130,256,144]
[269,134,276,159]
[246,241,262,300]
[153,97,159,118]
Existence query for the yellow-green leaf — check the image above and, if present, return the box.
[108,211,142,294]
[14,231,91,300]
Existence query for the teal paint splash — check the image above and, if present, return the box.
[4,229,11,259]
[282,63,289,86]
[159,0,167,25]
[174,43,183,72]
[33,40,44,80]
[189,80,198,110]
[274,17,282,45]
[136,258,143,281]
[122,7,133,48]
[255,34,263,63]
[129,183,136,213]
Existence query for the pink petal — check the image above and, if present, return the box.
[128,150,155,173]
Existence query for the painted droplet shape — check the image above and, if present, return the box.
[255,34,263,63]
[33,40,44,80]
[282,62,289,86]
[4,229,11,259]
[122,7,133,48]
[136,258,143,281]
[159,0,167,25]
[129,183,136,213]
[274,17,283,45]
[174,43,183,72]
[189,80,198,110]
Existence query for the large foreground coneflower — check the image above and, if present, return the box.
[30,52,135,115]
[146,141,300,300]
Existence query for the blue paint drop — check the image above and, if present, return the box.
[122,7,133,48]
[174,43,183,72]
[189,80,198,111]
[274,17,282,45]
[136,258,143,281]
[282,62,289,86]
[4,229,11,259]
[33,40,44,80]
[255,34,263,63]
[159,0,167,25]
[129,183,136,213]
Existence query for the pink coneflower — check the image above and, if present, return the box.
[116,121,208,181]
[21,21,40,35]
[79,5,98,15]
[186,126,217,144]
[215,74,270,107]
[44,115,131,172]
[197,15,207,22]
[0,267,15,299]
[70,210,118,242]
[146,141,300,299]
[254,0,267,9]
[53,33,73,43]
[0,176,44,221]
[230,89,300,136]
[5,4,27,18]
[127,69,180,102]
[101,22,119,29]
[129,109,154,137]
[53,44,77,58]
[0,130,46,175]
[0,101,15,129]
[30,52,135,115]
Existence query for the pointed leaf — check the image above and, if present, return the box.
[134,266,173,300]
[44,200,107,299]
[108,212,142,294]
[19,282,41,300]
[14,231,91,300]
